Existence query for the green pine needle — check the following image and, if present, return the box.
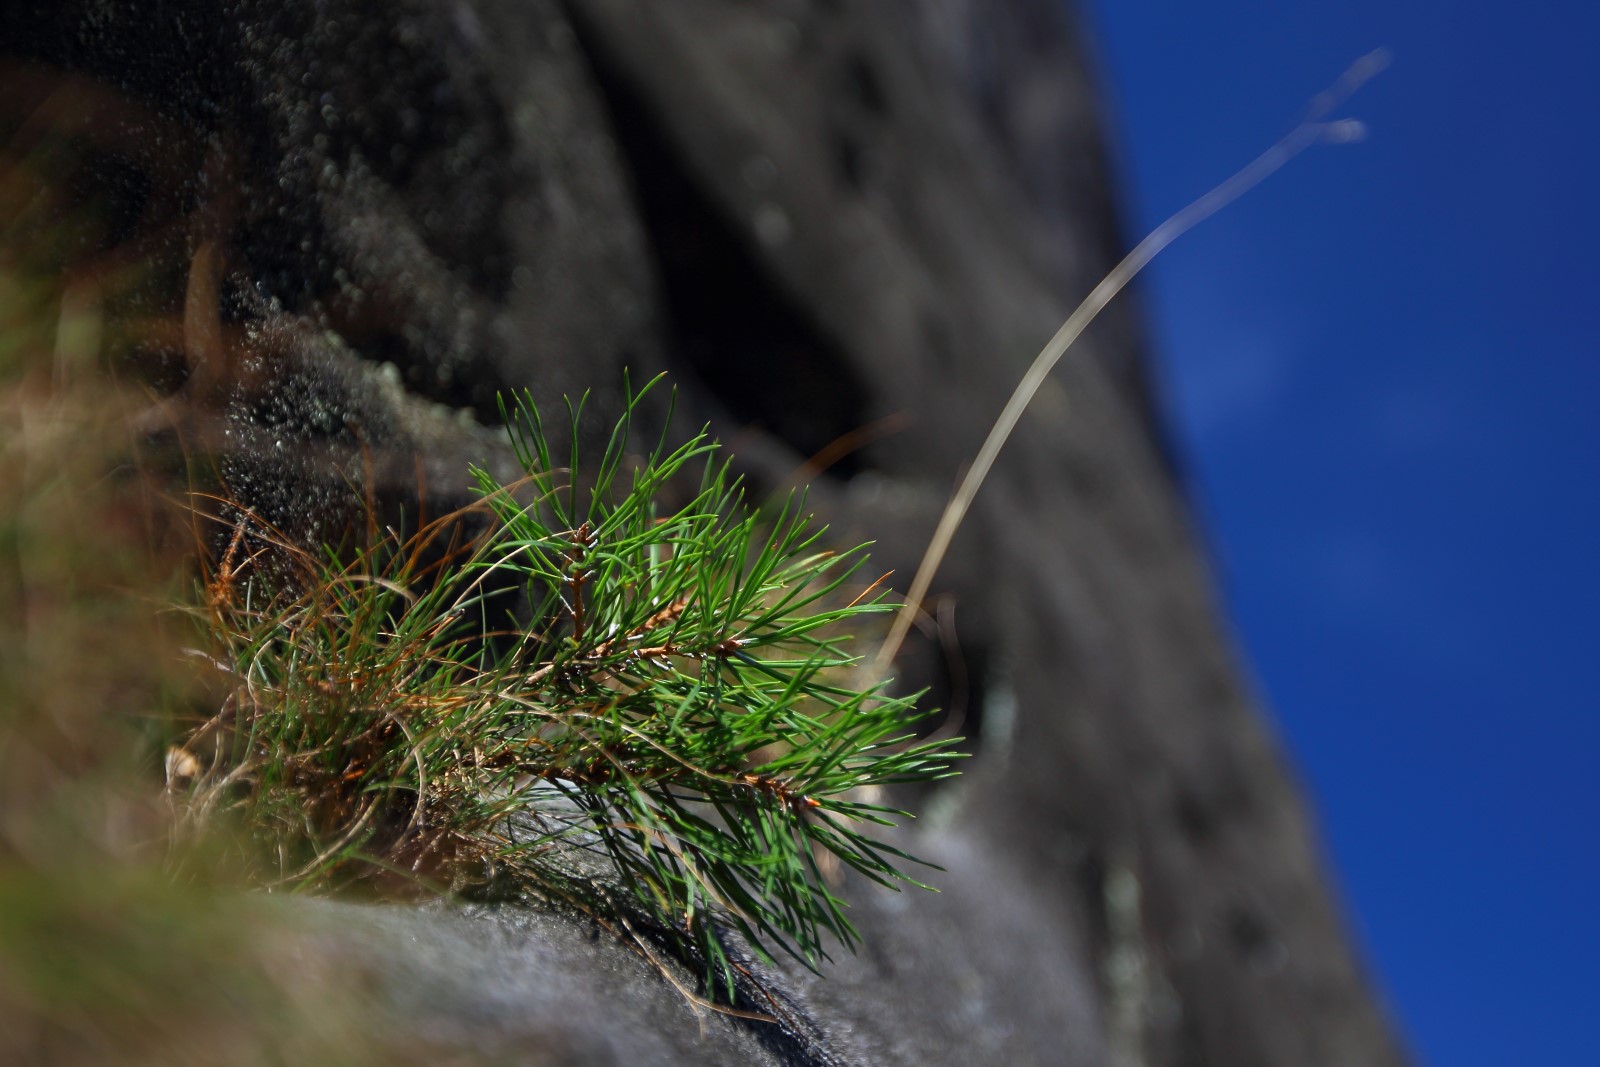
[173,374,960,998]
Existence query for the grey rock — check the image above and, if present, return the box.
[1,1,1408,1064]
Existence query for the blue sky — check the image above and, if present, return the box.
[1078,2,1599,1064]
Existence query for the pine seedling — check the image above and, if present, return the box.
[174,376,959,998]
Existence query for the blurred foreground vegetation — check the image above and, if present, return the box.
[0,110,439,1065]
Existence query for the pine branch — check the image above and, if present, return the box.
[173,374,960,998]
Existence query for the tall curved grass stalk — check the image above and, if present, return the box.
[873,49,1390,677]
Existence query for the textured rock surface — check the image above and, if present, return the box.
[2,1,1408,1064]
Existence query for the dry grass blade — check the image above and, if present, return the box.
[873,49,1391,677]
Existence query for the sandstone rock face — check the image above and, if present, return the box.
[2,2,1408,1064]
